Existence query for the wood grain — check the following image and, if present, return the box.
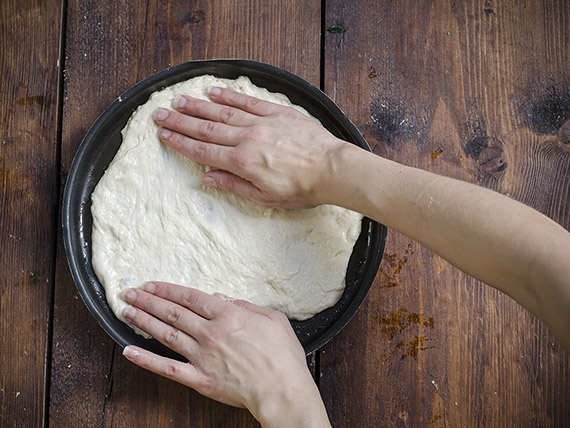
[0,1,63,427]
[49,1,321,426]
[320,0,570,427]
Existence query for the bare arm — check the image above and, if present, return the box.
[328,146,570,351]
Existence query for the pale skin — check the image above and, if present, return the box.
[121,86,570,427]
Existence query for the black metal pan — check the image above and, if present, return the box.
[62,59,387,357]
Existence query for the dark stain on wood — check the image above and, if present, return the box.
[430,410,446,424]
[369,97,425,147]
[431,147,444,160]
[525,86,570,135]
[378,244,413,288]
[395,335,434,360]
[372,308,435,341]
[465,135,489,160]
[464,116,489,160]
[374,309,435,361]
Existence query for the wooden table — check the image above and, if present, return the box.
[2,1,569,426]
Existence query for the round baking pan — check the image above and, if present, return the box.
[62,59,387,358]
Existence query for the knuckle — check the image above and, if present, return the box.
[221,309,242,328]
[198,121,215,139]
[244,125,269,143]
[190,142,211,162]
[245,96,260,109]
[219,107,235,124]
[139,354,153,367]
[165,131,182,148]
[163,363,179,377]
[229,91,241,105]
[166,306,182,325]
[232,151,252,170]
[203,325,223,347]
[162,328,181,346]
[141,296,153,312]
[181,289,200,309]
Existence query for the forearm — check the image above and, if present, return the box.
[327,144,570,349]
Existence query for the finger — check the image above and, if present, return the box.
[123,304,199,356]
[201,170,276,208]
[123,345,242,407]
[208,86,287,117]
[174,95,255,127]
[123,345,200,386]
[159,128,237,171]
[144,282,228,320]
[153,108,239,146]
[123,287,205,334]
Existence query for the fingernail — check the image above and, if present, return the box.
[154,108,169,121]
[144,282,156,293]
[175,96,187,109]
[123,305,137,320]
[123,346,139,357]
[214,292,234,302]
[123,289,137,303]
[209,86,221,96]
[158,128,172,139]
[201,176,216,187]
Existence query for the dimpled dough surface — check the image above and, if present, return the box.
[91,75,363,333]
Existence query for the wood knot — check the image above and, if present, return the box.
[464,134,507,177]
[477,141,507,175]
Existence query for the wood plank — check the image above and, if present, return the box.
[0,1,63,427]
[49,1,321,426]
[320,0,570,426]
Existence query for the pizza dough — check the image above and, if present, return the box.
[91,75,363,334]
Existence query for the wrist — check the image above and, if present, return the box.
[319,141,378,211]
[250,371,331,428]
[315,138,361,207]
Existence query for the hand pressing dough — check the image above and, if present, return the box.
[91,75,363,335]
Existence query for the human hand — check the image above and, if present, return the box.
[121,282,331,428]
[152,87,353,209]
